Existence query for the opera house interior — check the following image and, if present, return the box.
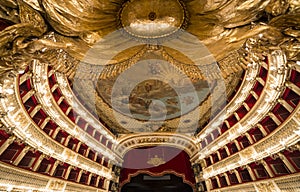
[0,0,300,191]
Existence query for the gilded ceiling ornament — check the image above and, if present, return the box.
[266,0,290,16]
[41,0,121,37]
[119,0,188,42]
[0,0,19,23]
[17,0,47,33]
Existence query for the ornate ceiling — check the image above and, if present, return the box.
[0,0,299,136]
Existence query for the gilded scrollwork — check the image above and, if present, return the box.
[0,0,19,24]
[0,0,46,77]
[265,0,290,16]
[0,0,299,66]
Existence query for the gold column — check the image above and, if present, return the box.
[50,160,60,176]
[216,151,221,161]
[257,124,268,137]
[244,165,257,181]
[29,104,42,117]
[51,127,61,139]
[215,176,221,188]
[233,170,242,183]
[260,160,275,178]
[277,153,296,173]
[32,154,45,171]
[224,146,231,157]
[76,169,84,183]
[95,175,101,187]
[64,135,72,147]
[233,140,241,151]
[64,165,73,179]
[85,148,91,158]
[245,132,255,145]
[223,173,231,186]
[285,81,300,96]
[278,99,294,113]
[75,142,82,153]
[268,112,281,126]
[13,145,31,165]
[86,173,93,185]
[0,136,16,155]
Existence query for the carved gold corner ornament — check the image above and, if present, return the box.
[147,155,166,167]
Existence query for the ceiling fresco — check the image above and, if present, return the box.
[94,47,212,133]
[96,59,210,122]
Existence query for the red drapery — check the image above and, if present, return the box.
[119,146,196,190]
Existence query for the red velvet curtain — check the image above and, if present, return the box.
[119,146,195,189]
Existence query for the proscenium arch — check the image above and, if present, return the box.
[115,133,199,159]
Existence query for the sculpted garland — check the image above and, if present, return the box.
[0,0,298,79]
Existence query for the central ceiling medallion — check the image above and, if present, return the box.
[119,0,187,40]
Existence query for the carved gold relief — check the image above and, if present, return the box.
[256,182,277,192]
[47,180,66,191]
[147,155,166,167]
